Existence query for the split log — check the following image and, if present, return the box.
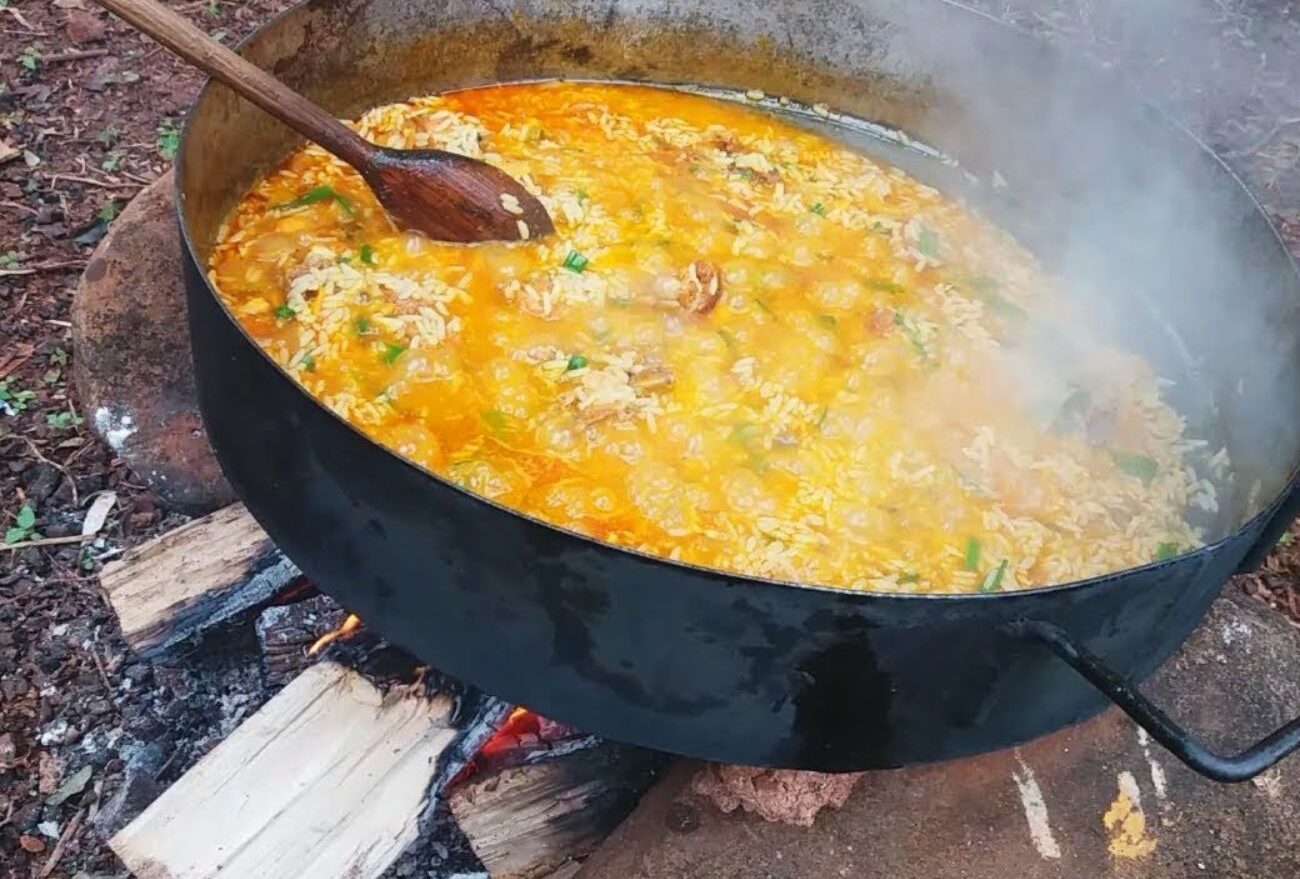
[111,661,504,879]
[450,741,665,878]
[99,502,294,657]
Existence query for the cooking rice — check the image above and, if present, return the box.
[208,81,1208,594]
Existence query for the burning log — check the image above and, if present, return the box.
[449,717,666,879]
[110,661,510,879]
[100,502,297,657]
[254,594,349,688]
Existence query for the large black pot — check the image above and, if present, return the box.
[177,0,1300,778]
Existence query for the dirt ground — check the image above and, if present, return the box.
[2,0,1300,877]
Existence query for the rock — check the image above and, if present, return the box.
[37,751,65,794]
[94,743,164,838]
[72,175,235,515]
[23,462,61,504]
[0,732,14,763]
[63,10,106,43]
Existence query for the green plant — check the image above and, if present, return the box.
[48,347,68,367]
[101,150,124,172]
[97,200,121,223]
[4,504,39,545]
[156,121,182,159]
[18,44,40,72]
[0,378,35,413]
[0,251,21,269]
[96,124,122,145]
[46,410,83,431]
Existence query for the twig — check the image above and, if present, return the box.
[1,534,97,552]
[0,200,36,215]
[37,806,85,879]
[118,170,157,185]
[48,173,142,191]
[41,49,111,64]
[90,646,115,697]
[0,260,88,277]
[1,7,40,32]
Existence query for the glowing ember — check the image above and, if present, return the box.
[308,613,364,655]
[479,706,543,759]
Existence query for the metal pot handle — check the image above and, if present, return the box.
[1010,619,1300,782]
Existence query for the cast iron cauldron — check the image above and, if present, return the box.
[177,0,1300,778]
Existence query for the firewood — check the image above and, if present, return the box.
[99,502,294,656]
[449,741,664,878]
[110,661,492,879]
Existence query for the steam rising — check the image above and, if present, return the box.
[826,0,1300,538]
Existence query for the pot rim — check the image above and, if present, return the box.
[174,0,1300,604]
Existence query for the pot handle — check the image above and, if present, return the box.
[1010,619,1300,782]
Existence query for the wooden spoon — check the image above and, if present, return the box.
[93,0,554,243]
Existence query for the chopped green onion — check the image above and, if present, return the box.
[575,188,589,203]
[1112,450,1159,484]
[337,255,352,265]
[562,250,590,273]
[964,536,981,571]
[566,354,588,371]
[916,226,940,258]
[354,315,371,335]
[300,354,316,372]
[271,185,354,217]
[866,278,904,294]
[382,343,406,364]
[730,423,760,445]
[899,572,920,584]
[273,304,295,320]
[893,310,929,359]
[717,328,738,351]
[752,297,775,317]
[810,202,827,216]
[359,243,376,265]
[816,314,838,329]
[980,558,1009,593]
[1155,542,1179,561]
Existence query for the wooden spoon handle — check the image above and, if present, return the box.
[92,0,376,168]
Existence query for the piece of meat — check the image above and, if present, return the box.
[678,260,723,314]
[691,764,864,827]
[630,363,674,392]
[867,305,895,335]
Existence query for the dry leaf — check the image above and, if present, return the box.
[0,139,18,165]
[81,491,117,536]
[18,835,46,854]
[53,0,87,7]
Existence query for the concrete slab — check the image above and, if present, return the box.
[580,590,1300,879]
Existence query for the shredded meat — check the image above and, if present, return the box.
[678,260,723,314]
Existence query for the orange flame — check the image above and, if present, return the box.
[308,613,364,656]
